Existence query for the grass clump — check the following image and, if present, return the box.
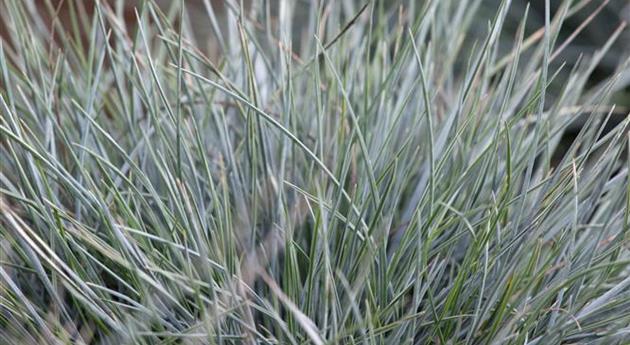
[1,0,629,344]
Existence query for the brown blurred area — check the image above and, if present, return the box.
[0,0,229,61]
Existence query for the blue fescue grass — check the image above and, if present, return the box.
[1,0,629,344]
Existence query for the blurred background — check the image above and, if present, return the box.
[1,0,627,122]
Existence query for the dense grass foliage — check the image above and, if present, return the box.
[1,0,629,344]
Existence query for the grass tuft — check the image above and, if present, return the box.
[1,0,629,344]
